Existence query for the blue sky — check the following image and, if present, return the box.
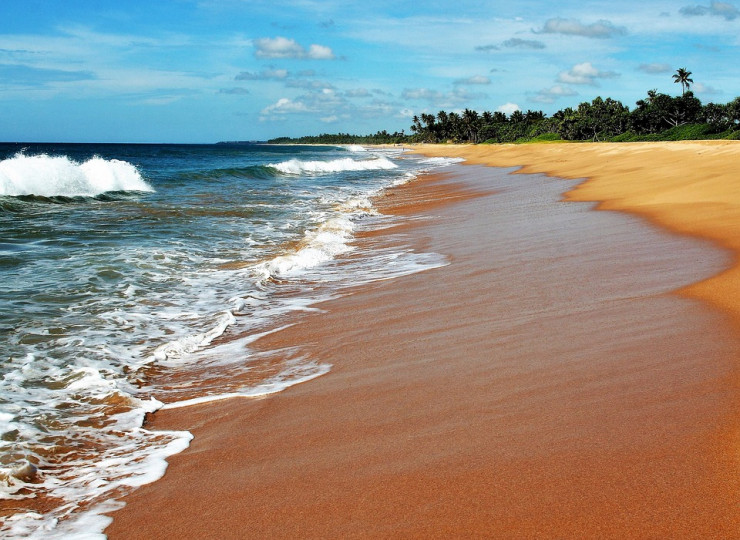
[1,0,738,143]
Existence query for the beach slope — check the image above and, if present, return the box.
[106,142,740,538]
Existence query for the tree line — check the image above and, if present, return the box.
[409,91,740,144]
[268,69,740,145]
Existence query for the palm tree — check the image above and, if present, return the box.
[462,108,480,143]
[672,68,693,95]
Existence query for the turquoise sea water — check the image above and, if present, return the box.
[0,143,459,538]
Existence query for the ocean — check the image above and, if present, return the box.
[0,142,460,538]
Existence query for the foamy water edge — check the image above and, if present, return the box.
[0,146,464,538]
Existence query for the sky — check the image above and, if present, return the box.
[0,0,738,143]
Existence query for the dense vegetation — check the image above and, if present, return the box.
[268,130,407,145]
[268,70,740,145]
[408,92,740,144]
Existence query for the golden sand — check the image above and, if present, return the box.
[106,145,740,538]
[411,141,740,323]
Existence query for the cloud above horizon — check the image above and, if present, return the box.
[557,62,619,85]
[253,37,336,59]
[1,0,739,142]
[637,62,672,74]
[496,102,521,115]
[475,44,500,52]
[235,68,289,80]
[502,38,546,50]
[401,87,487,108]
[454,75,491,85]
[530,85,578,103]
[537,18,627,38]
[679,1,740,20]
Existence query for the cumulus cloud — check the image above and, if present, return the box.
[693,82,721,94]
[401,87,486,107]
[453,75,491,85]
[680,1,740,20]
[557,62,619,85]
[537,18,627,38]
[496,102,520,115]
[260,97,311,118]
[502,38,546,50]
[637,63,672,74]
[235,68,288,80]
[530,85,578,103]
[259,87,392,123]
[253,37,336,59]
[475,44,500,52]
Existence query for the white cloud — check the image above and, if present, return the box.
[530,85,578,103]
[637,62,672,74]
[258,86,393,124]
[453,75,491,85]
[235,68,289,80]
[496,102,520,115]
[693,81,721,94]
[557,62,619,85]
[253,37,336,59]
[537,18,627,38]
[306,44,335,60]
[401,87,486,108]
[260,97,311,118]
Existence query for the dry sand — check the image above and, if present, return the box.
[413,141,740,323]
[106,142,740,539]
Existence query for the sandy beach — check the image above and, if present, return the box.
[106,142,740,538]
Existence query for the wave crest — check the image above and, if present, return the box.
[0,153,153,197]
[269,156,398,175]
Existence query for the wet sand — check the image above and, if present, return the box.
[106,145,740,538]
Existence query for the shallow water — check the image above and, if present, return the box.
[0,142,458,538]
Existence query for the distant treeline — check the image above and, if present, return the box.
[268,130,407,145]
[269,91,740,145]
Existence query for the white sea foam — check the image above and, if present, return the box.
[0,144,464,539]
[256,216,355,280]
[344,144,366,152]
[151,310,237,363]
[419,156,466,167]
[162,359,331,409]
[270,156,397,175]
[0,153,152,197]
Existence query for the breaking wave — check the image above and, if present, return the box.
[0,153,153,197]
[269,156,398,176]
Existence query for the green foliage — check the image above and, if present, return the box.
[268,130,407,145]
[539,133,563,141]
[268,71,740,145]
[608,124,738,142]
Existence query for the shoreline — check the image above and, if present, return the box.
[106,143,740,538]
[409,141,740,324]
